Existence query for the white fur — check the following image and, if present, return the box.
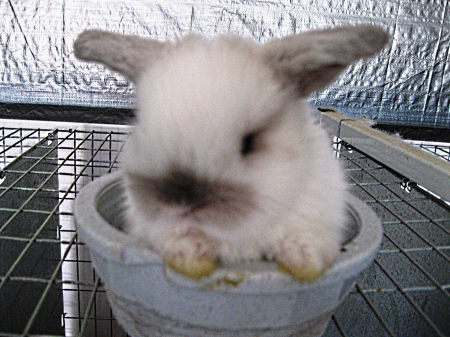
[74,26,389,274]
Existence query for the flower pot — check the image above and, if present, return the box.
[74,171,382,337]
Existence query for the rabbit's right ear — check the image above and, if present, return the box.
[261,25,390,97]
[74,30,167,82]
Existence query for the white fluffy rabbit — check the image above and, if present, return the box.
[74,25,389,281]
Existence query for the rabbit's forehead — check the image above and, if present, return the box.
[136,40,288,135]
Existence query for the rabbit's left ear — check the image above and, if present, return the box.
[74,30,168,82]
[261,25,390,97]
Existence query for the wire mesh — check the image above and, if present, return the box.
[0,120,448,337]
[410,142,450,163]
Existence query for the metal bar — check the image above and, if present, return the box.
[72,130,83,334]
[22,233,78,335]
[0,207,55,214]
[108,132,127,172]
[379,246,450,253]
[359,284,450,293]
[0,186,60,193]
[0,276,95,288]
[319,107,450,202]
[0,332,61,337]
[354,283,397,336]
[0,236,61,244]
[77,277,101,337]
[331,315,349,337]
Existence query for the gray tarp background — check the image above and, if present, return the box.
[1,0,449,127]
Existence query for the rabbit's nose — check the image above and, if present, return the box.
[155,169,213,208]
[149,168,254,220]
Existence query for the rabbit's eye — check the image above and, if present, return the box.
[241,133,256,156]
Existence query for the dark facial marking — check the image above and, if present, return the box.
[241,133,256,156]
[128,168,255,221]
[154,169,213,207]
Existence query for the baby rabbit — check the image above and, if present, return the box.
[74,25,389,281]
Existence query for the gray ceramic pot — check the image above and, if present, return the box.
[74,171,382,337]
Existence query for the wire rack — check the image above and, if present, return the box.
[410,141,450,164]
[0,118,449,337]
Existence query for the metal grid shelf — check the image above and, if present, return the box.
[0,118,449,337]
[410,141,450,165]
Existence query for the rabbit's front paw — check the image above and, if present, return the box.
[276,233,338,282]
[162,230,218,280]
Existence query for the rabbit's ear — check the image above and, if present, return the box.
[74,30,167,82]
[262,25,390,97]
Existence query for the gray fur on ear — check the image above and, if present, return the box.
[74,29,167,82]
[262,25,390,97]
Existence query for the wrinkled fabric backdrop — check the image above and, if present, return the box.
[1,0,449,127]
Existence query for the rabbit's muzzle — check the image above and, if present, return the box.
[147,169,255,220]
